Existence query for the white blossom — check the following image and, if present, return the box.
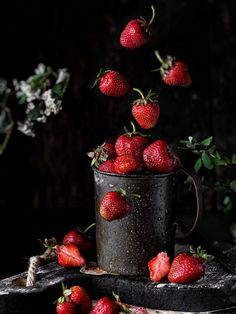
[42,90,62,116]
[17,119,35,137]
[56,68,70,84]
[35,63,46,75]
[36,116,47,123]
[16,81,40,102]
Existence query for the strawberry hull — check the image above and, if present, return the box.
[93,168,178,276]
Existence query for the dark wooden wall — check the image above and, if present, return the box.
[0,0,235,277]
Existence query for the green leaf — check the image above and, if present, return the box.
[52,80,69,98]
[194,158,202,172]
[200,136,213,147]
[201,151,214,169]
[208,145,216,154]
[27,104,42,121]
[232,154,236,164]
[230,180,236,192]
[18,95,27,105]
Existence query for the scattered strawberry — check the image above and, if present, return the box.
[168,246,208,284]
[56,300,80,314]
[132,88,160,129]
[114,155,143,174]
[148,252,171,282]
[154,50,192,87]
[120,5,156,49]
[69,285,92,314]
[92,69,130,97]
[87,142,116,168]
[98,159,116,173]
[99,188,132,221]
[63,229,91,251]
[115,122,149,157]
[143,140,180,173]
[91,297,119,314]
[56,244,86,268]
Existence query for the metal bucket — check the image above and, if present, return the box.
[93,168,202,276]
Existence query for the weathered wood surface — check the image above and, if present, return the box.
[0,244,236,313]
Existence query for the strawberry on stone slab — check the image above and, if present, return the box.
[92,69,130,97]
[87,142,116,168]
[148,252,171,282]
[132,88,160,129]
[56,299,80,314]
[168,246,209,284]
[114,155,144,174]
[153,50,192,87]
[69,285,92,314]
[56,243,86,268]
[120,5,156,49]
[91,297,119,314]
[115,122,149,157]
[143,139,180,173]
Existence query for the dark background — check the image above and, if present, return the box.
[0,0,235,278]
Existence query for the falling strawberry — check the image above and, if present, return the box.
[98,159,116,173]
[115,122,149,157]
[69,285,92,314]
[92,69,130,97]
[87,142,116,168]
[56,243,86,268]
[132,88,160,129]
[153,50,192,87]
[99,188,138,221]
[120,5,156,49]
[63,229,92,251]
[114,155,144,174]
[143,139,180,173]
[91,297,119,314]
[168,246,209,284]
[148,252,171,282]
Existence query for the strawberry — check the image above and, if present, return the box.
[56,244,86,268]
[127,305,148,314]
[98,159,116,173]
[69,285,92,314]
[91,297,119,314]
[114,155,143,174]
[92,69,130,97]
[132,88,160,129]
[99,188,132,221]
[148,252,171,282]
[120,5,156,49]
[154,50,192,87]
[115,122,149,157]
[143,140,180,173]
[168,246,208,284]
[63,230,91,251]
[87,142,116,168]
[56,300,80,314]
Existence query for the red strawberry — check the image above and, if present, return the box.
[120,5,156,49]
[154,50,192,87]
[143,140,180,173]
[69,286,92,314]
[168,247,208,284]
[56,300,80,314]
[114,155,143,174]
[115,122,149,157]
[92,69,130,97]
[99,188,132,221]
[132,88,160,129]
[56,244,86,268]
[148,252,171,282]
[87,142,116,168]
[91,297,119,314]
[98,159,116,173]
[63,230,91,251]
[127,305,148,314]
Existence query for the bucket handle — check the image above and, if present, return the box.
[175,167,203,237]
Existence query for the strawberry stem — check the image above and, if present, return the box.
[83,222,96,233]
[154,50,164,65]
[115,188,127,197]
[130,121,136,133]
[91,68,110,88]
[133,87,145,99]
[128,193,141,199]
[148,5,156,26]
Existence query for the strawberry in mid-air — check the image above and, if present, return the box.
[168,246,209,284]
[56,243,86,268]
[132,88,160,129]
[148,252,171,282]
[63,229,92,251]
[153,50,192,87]
[120,5,156,49]
[143,139,180,173]
[92,69,130,97]
[114,155,143,174]
[87,142,116,168]
[91,297,119,314]
[115,122,149,157]
[69,285,92,314]
[99,188,133,221]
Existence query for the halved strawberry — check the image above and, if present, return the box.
[148,252,171,282]
[56,244,86,268]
